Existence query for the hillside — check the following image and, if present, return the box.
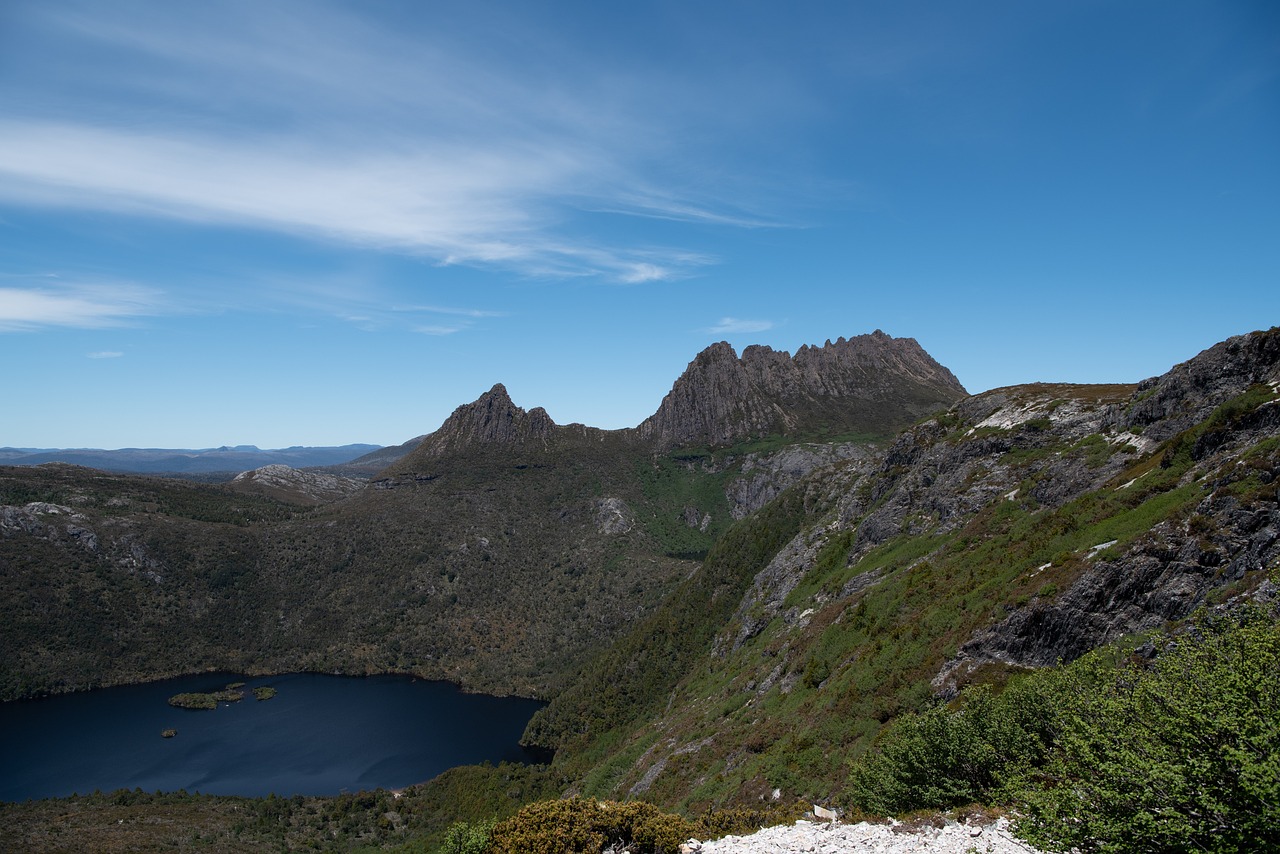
[2,327,1278,851]
[0,330,963,700]
[525,327,1280,811]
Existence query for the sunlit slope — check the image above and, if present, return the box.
[535,328,1280,810]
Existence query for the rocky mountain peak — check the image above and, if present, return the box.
[638,331,967,449]
[418,383,556,457]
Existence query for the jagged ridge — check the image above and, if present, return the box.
[638,330,967,449]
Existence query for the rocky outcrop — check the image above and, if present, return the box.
[0,502,98,552]
[416,383,559,456]
[710,329,1280,704]
[725,442,876,520]
[1119,326,1280,442]
[228,464,365,505]
[637,331,967,449]
[690,816,1035,854]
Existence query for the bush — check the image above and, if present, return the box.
[487,798,696,854]
[1015,607,1280,853]
[847,605,1280,853]
[846,677,1058,814]
[438,820,493,854]
[485,798,800,854]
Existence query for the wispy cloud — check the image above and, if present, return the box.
[0,280,163,332]
[392,304,508,319]
[0,1,775,285]
[706,317,775,335]
[87,351,124,359]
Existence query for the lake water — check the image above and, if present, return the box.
[0,672,545,802]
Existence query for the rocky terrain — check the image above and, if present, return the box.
[2,326,1277,852]
[689,816,1036,854]
[532,327,1280,812]
[638,332,967,448]
[228,464,366,505]
[1,330,962,701]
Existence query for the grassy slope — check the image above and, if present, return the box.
[540,381,1280,813]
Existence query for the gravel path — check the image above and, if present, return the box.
[682,817,1044,854]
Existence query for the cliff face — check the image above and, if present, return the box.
[637,331,967,449]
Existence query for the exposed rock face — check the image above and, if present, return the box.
[596,497,635,535]
[0,502,98,552]
[417,383,558,456]
[725,441,876,520]
[1119,326,1280,442]
[637,331,967,449]
[395,333,964,468]
[228,464,365,505]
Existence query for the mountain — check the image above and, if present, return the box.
[0,330,958,700]
[0,444,383,475]
[2,327,1278,846]
[524,327,1280,811]
[413,383,567,457]
[637,331,967,448]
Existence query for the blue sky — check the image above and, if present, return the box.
[1,0,1277,449]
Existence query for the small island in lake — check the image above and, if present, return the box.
[167,683,247,709]
[253,686,277,701]
[161,728,177,738]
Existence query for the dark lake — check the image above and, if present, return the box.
[0,672,545,802]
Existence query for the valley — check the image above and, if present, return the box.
[2,328,1278,852]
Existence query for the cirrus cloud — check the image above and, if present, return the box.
[0,281,164,332]
[706,317,775,334]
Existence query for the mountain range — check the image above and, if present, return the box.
[1,326,1277,850]
[0,443,382,475]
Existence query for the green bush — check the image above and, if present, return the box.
[485,798,799,854]
[438,820,493,854]
[1015,607,1280,854]
[846,677,1058,814]
[847,606,1280,851]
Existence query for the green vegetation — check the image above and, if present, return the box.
[539,378,1280,813]
[0,762,563,852]
[438,819,493,854]
[487,797,801,854]
[847,606,1280,852]
[253,686,277,701]
[523,486,811,758]
[3,331,1278,852]
[168,684,247,709]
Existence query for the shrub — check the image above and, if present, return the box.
[487,798,695,854]
[1014,607,1280,853]
[438,820,493,854]
[847,603,1280,853]
[485,798,799,853]
[846,677,1058,815]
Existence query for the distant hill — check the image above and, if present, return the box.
[0,444,382,475]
